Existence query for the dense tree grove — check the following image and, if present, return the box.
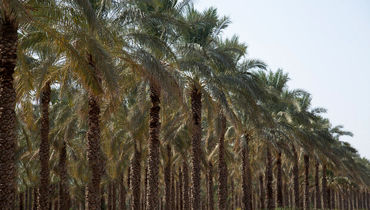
[1,0,370,209]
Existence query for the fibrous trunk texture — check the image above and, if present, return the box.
[86,94,102,210]
[0,15,18,209]
[131,148,141,210]
[265,146,274,210]
[39,82,51,210]
[179,168,183,210]
[315,161,321,209]
[33,188,38,210]
[119,172,126,210]
[242,134,252,210]
[19,192,24,210]
[59,140,70,210]
[259,174,265,209]
[292,145,300,209]
[208,162,214,210]
[190,86,202,210]
[218,114,228,210]
[182,160,190,210]
[322,164,328,209]
[171,172,175,210]
[303,154,309,210]
[147,84,161,210]
[276,151,283,208]
[164,145,172,210]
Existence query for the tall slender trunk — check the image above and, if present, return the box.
[182,160,190,210]
[100,185,105,209]
[19,192,24,210]
[265,146,274,210]
[0,15,18,209]
[283,181,289,207]
[131,147,141,210]
[147,83,161,210]
[127,165,131,208]
[190,85,202,210]
[176,180,180,210]
[327,187,331,209]
[315,161,321,209]
[276,151,283,208]
[179,168,183,210]
[108,182,112,210]
[59,140,70,210]
[165,145,172,210]
[171,171,176,210]
[33,188,38,210]
[119,172,126,210]
[292,145,300,209]
[207,162,214,210]
[230,179,234,210]
[303,154,309,210]
[85,93,102,210]
[259,174,265,209]
[143,166,148,210]
[39,82,51,210]
[322,164,328,209]
[242,134,252,210]
[27,187,32,210]
[113,181,117,210]
[218,115,228,210]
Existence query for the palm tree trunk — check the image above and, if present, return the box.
[182,160,190,210]
[218,114,228,210]
[179,168,183,210]
[303,154,309,210]
[33,188,38,210]
[327,187,331,209]
[276,151,283,208]
[127,166,131,208]
[113,181,117,210]
[292,145,300,209]
[283,181,289,208]
[100,185,106,209]
[190,85,202,210]
[315,161,321,209]
[39,82,51,210]
[0,14,18,209]
[259,174,265,209]
[143,166,148,210]
[19,192,24,210]
[119,172,126,210]
[147,83,161,210]
[86,94,102,210]
[176,180,180,210]
[242,134,252,210]
[108,182,113,210]
[171,171,176,210]
[27,187,32,210]
[165,145,172,210]
[265,146,274,210]
[322,164,328,209]
[207,162,214,210]
[59,140,70,210]
[131,147,141,210]
[230,179,234,210]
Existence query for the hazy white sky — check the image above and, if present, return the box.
[195,0,370,158]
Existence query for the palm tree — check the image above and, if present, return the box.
[276,151,283,208]
[217,114,228,210]
[242,134,252,210]
[0,2,19,207]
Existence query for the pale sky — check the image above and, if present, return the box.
[195,0,370,158]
